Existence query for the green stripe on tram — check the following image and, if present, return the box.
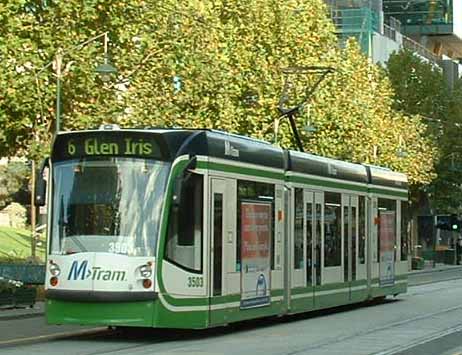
[197,161,285,180]
[369,187,408,198]
[156,160,185,303]
[287,175,368,193]
[156,158,409,311]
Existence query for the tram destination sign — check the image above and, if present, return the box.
[53,131,169,161]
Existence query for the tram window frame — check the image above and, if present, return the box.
[294,188,304,270]
[165,173,203,273]
[358,195,366,264]
[401,200,410,261]
[236,180,275,271]
[213,192,223,296]
[306,199,313,284]
[377,198,397,263]
[324,192,341,267]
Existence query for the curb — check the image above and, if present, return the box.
[0,311,44,321]
[0,327,108,349]
[409,265,462,276]
[0,302,45,321]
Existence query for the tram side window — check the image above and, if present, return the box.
[165,174,203,272]
[378,198,397,262]
[401,201,410,261]
[359,196,366,264]
[324,192,341,267]
[236,180,275,270]
[294,188,304,269]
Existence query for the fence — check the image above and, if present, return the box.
[0,264,45,284]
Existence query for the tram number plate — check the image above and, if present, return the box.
[108,242,132,255]
[187,276,204,288]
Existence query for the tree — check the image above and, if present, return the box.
[0,161,30,209]
[306,41,436,186]
[386,49,462,213]
[0,0,436,188]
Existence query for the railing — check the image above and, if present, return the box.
[383,14,441,65]
[383,0,453,26]
[402,36,441,64]
[383,23,397,41]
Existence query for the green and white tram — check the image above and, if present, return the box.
[39,126,409,328]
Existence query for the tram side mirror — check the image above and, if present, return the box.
[35,157,49,207]
[172,156,197,208]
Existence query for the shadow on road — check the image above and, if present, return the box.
[71,297,401,347]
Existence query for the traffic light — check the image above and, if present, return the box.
[436,214,461,231]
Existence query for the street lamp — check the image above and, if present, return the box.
[38,32,117,134]
[95,33,118,83]
[396,135,408,158]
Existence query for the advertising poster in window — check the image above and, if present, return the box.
[379,211,396,286]
[240,201,271,309]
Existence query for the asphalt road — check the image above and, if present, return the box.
[1,267,462,354]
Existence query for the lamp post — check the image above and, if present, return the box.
[31,32,117,258]
[38,32,117,134]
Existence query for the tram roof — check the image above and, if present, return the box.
[58,128,286,169]
[287,150,369,184]
[365,164,408,190]
[54,128,408,190]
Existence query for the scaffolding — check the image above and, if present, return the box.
[326,0,382,55]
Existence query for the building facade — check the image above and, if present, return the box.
[325,0,462,86]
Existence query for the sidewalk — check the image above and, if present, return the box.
[409,262,462,275]
[0,301,44,320]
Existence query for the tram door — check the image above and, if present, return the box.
[290,189,322,311]
[209,178,236,325]
[342,195,358,300]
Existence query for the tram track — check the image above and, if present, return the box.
[69,280,462,355]
[282,302,462,355]
[4,277,462,355]
[57,297,462,355]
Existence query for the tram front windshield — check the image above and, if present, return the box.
[51,158,170,257]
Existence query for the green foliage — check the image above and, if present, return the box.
[0,162,30,209]
[0,277,23,293]
[387,49,449,120]
[386,49,462,212]
[0,0,436,187]
[305,41,436,185]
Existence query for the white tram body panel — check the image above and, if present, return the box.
[42,128,409,328]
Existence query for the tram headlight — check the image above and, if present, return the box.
[139,264,152,278]
[49,262,61,277]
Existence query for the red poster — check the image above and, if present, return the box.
[240,202,271,308]
[380,211,396,286]
[241,203,271,259]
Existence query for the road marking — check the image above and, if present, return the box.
[0,327,107,347]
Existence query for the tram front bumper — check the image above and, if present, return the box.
[46,297,156,327]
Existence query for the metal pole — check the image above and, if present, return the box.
[287,112,305,153]
[274,117,280,145]
[55,51,62,133]
[31,160,36,260]
[104,32,108,58]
